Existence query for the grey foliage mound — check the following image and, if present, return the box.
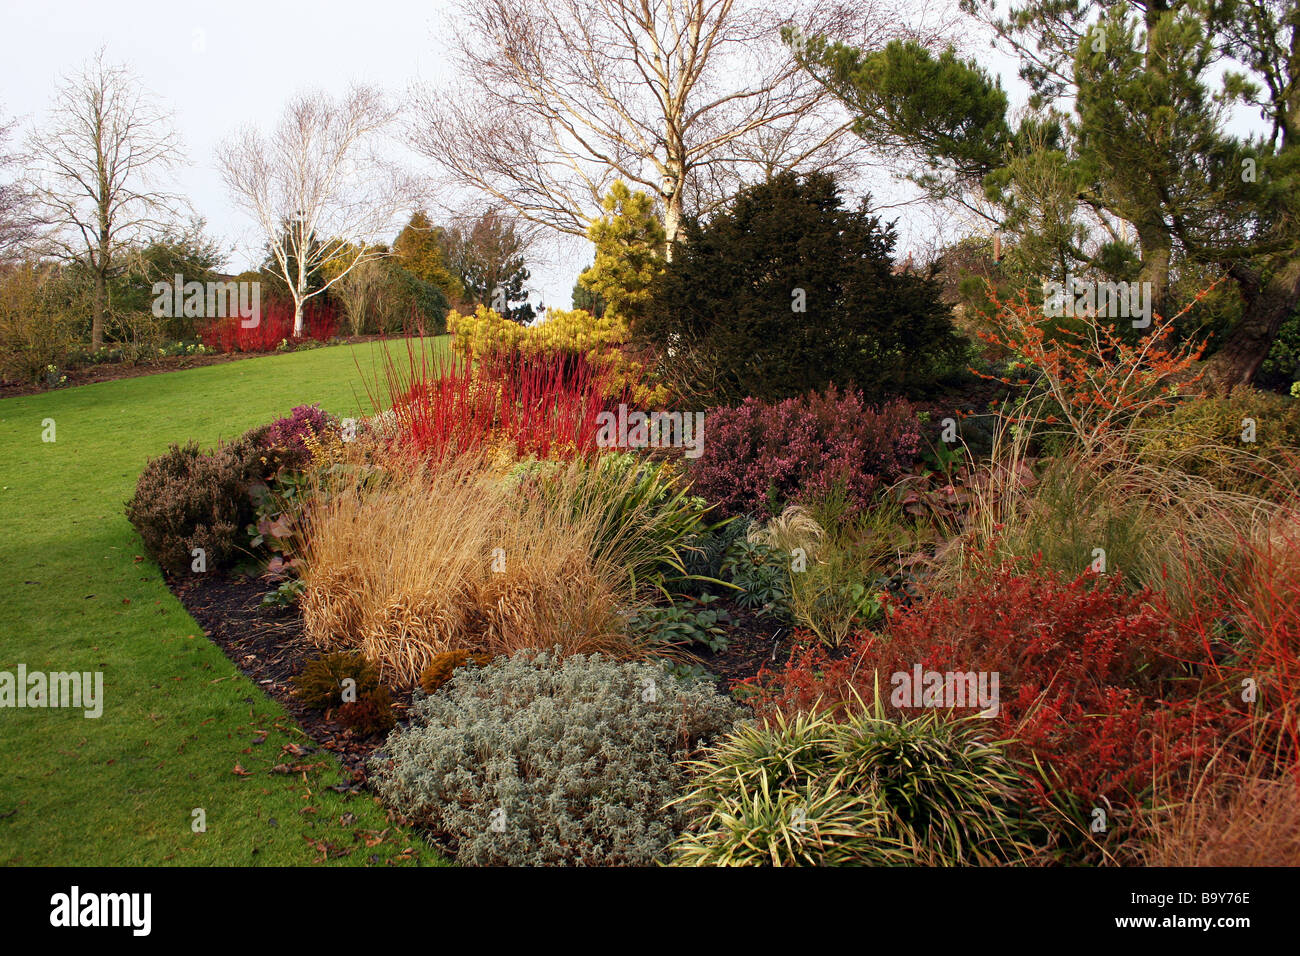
[371,648,744,866]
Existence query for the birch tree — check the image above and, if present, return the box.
[24,50,185,347]
[410,0,954,255]
[218,86,412,337]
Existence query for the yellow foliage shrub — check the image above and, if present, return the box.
[447,304,670,407]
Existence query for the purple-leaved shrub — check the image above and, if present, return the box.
[690,386,921,517]
[262,403,335,461]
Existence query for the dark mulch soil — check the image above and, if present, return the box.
[169,570,790,785]
[169,570,407,786]
[690,605,794,687]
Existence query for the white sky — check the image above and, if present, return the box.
[1,0,1026,311]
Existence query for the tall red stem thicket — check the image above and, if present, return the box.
[369,337,623,463]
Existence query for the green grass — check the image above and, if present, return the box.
[0,339,450,865]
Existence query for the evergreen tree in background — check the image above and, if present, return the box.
[637,171,962,404]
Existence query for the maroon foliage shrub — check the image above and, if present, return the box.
[740,561,1239,814]
[262,403,335,461]
[690,385,921,517]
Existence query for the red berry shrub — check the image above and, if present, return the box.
[690,386,921,517]
[741,561,1239,813]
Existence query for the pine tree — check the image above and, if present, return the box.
[577,182,665,323]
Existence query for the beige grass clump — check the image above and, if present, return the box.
[297,455,636,686]
[747,505,826,561]
[1140,772,1300,866]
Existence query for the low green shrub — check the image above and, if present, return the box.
[1139,388,1300,497]
[125,428,270,574]
[628,593,731,651]
[720,535,794,620]
[670,704,1036,866]
[293,651,384,709]
[371,649,744,866]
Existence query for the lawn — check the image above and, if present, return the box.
[0,339,450,866]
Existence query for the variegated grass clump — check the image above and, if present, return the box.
[669,699,1037,866]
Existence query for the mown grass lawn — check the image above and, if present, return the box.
[0,338,449,866]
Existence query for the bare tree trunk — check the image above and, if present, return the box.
[1135,226,1171,323]
[91,266,106,348]
[293,296,305,338]
[1206,259,1300,390]
[662,176,684,260]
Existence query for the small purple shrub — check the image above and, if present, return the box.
[262,403,335,460]
[691,386,921,517]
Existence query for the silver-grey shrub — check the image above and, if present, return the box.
[370,648,744,866]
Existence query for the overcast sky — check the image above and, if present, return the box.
[1,0,1022,312]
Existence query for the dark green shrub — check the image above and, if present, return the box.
[125,428,270,574]
[636,171,963,404]
[371,649,744,866]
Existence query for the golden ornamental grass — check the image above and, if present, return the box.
[296,453,641,686]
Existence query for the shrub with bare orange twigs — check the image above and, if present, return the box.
[974,281,1222,452]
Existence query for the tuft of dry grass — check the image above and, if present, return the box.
[747,505,826,560]
[296,454,643,686]
[1140,770,1300,866]
[938,419,1294,614]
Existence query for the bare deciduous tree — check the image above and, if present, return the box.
[24,50,186,346]
[335,257,385,336]
[411,0,955,254]
[0,109,37,263]
[218,86,412,337]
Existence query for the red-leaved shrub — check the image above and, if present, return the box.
[690,386,921,517]
[740,560,1240,814]
[261,403,336,463]
[200,298,339,352]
